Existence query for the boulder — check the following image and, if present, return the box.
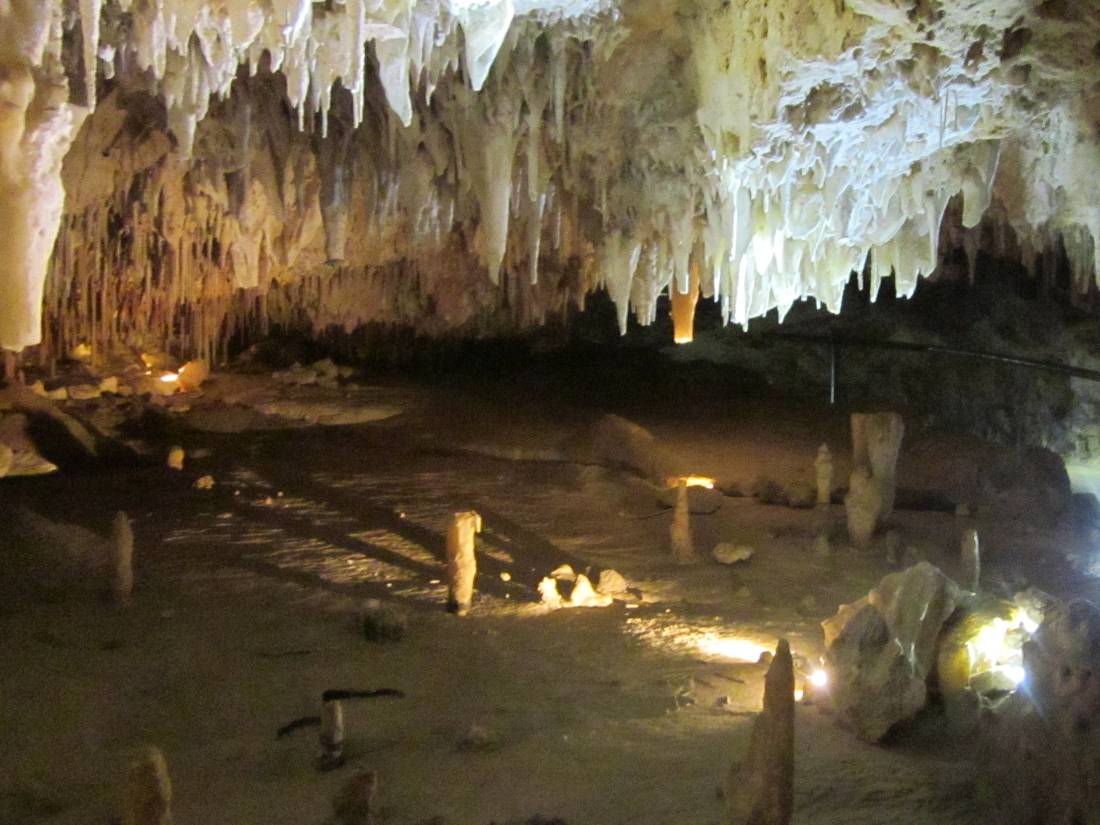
[823,562,960,741]
[713,543,754,565]
[584,414,676,484]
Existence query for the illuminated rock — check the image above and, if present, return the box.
[320,699,345,771]
[824,562,960,741]
[960,528,980,592]
[670,479,695,564]
[166,446,184,471]
[445,510,481,616]
[567,574,612,608]
[727,639,794,825]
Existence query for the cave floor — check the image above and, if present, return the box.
[1,371,1095,825]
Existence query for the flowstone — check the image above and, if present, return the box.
[823,562,960,741]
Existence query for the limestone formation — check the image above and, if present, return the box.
[111,511,134,604]
[823,562,960,741]
[596,569,628,597]
[670,479,695,564]
[445,511,481,616]
[813,534,831,561]
[727,639,794,825]
[0,442,13,478]
[320,699,345,772]
[714,543,754,565]
[176,359,209,392]
[844,468,881,550]
[850,414,869,473]
[538,576,562,609]
[567,574,613,608]
[121,746,172,825]
[814,444,833,508]
[960,528,980,592]
[333,770,378,825]
[865,413,905,521]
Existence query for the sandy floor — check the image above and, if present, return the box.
[1,372,1094,825]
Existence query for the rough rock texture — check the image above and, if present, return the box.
[844,467,881,550]
[823,562,960,741]
[727,639,794,825]
[864,413,905,521]
[0,0,1095,358]
[982,599,1100,825]
[445,510,481,615]
[670,480,695,564]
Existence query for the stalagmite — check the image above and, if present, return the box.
[445,511,481,616]
[845,468,881,550]
[166,447,184,471]
[121,746,172,825]
[727,639,794,825]
[865,414,905,522]
[814,444,833,508]
[111,510,134,604]
[320,699,345,772]
[960,528,980,592]
[850,414,869,472]
[670,479,695,564]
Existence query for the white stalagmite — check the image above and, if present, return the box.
[446,510,481,615]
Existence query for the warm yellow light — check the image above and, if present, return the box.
[794,688,804,701]
[809,669,828,688]
[697,634,770,662]
[680,475,716,489]
[160,372,178,383]
[673,336,694,345]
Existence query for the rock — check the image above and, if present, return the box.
[567,574,613,607]
[596,568,628,596]
[713,543,754,565]
[112,511,134,605]
[193,474,215,490]
[783,481,816,509]
[844,467,881,550]
[121,746,172,825]
[814,444,833,507]
[0,442,12,478]
[333,770,378,825]
[980,598,1100,825]
[749,475,786,505]
[670,479,696,564]
[865,412,905,521]
[813,533,831,560]
[99,376,120,394]
[823,562,960,741]
[360,599,407,642]
[5,507,112,594]
[549,564,576,581]
[445,511,481,616]
[584,414,675,484]
[538,577,562,609]
[167,446,184,470]
[883,530,901,565]
[727,639,794,825]
[960,528,980,591]
[456,723,498,752]
[68,383,102,401]
[1,383,99,466]
[177,359,209,391]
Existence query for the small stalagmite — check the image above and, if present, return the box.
[333,770,378,825]
[960,528,980,592]
[121,746,172,825]
[670,479,695,564]
[112,510,134,604]
[166,446,184,471]
[851,413,869,471]
[320,699,345,772]
[845,467,881,550]
[865,413,905,521]
[446,510,482,616]
[814,444,833,508]
[727,639,794,825]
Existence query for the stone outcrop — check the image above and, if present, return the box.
[823,562,960,741]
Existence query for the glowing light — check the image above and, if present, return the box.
[697,634,770,662]
[159,372,178,383]
[809,669,828,688]
[673,336,694,345]
[679,476,716,489]
[1017,609,1040,635]
[1001,665,1026,686]
[794,688,804,701]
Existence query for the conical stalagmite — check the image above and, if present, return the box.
[121,746,172,825]
[728,639,794,825]
[446,511,481,615]
[111,510,134,604]
[960,528,980,592]
[670,479,695,564]
[814,444,833,508]
[851,414,869,472]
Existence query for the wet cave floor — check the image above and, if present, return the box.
[1,369,1095,825]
